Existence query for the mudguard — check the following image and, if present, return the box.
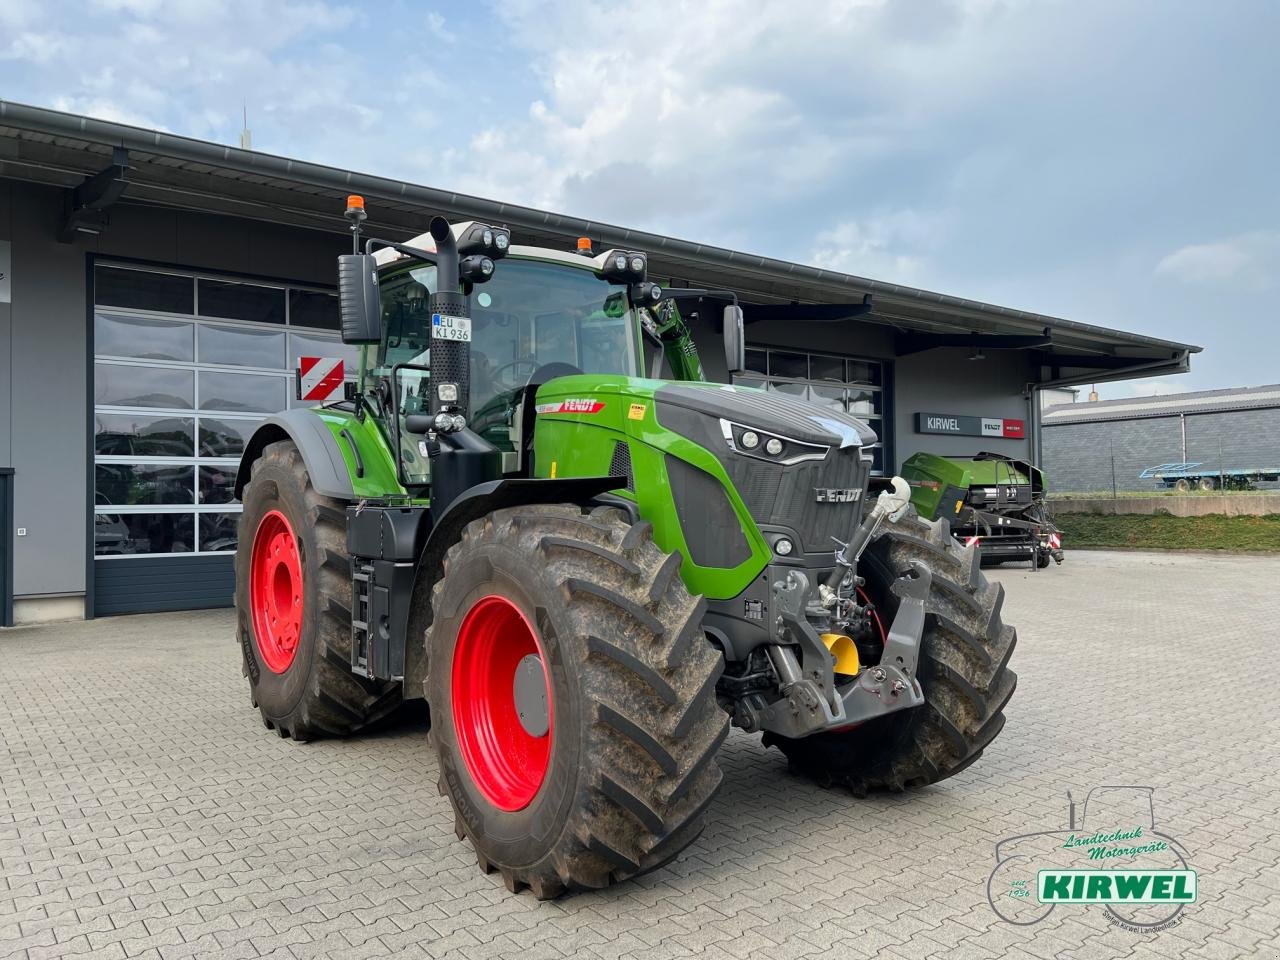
[233,410,356,501]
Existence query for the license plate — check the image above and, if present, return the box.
[431,313,471,342]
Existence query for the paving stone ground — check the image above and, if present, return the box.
[2,549,1278,960]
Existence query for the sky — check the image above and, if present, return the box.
[2,0,1276,399]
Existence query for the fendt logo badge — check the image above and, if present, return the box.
[814,488,862,503]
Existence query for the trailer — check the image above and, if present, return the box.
[1139,462,1280,492]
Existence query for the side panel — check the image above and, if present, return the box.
[531,379,770,600]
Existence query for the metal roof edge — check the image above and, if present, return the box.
[0,98,1201,357]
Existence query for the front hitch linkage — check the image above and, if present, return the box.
[753,561,930,740]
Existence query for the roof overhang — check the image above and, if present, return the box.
[0,99,1199,387]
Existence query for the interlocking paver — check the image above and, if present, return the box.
[2,550,1278,960]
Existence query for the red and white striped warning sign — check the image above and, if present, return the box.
[297,356,346,401]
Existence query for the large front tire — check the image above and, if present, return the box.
[427,504,727,898]
[767,507,1016,792]
[235,440,400,740]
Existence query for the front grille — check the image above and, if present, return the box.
[778,449,866,552]
[724,447,867,554]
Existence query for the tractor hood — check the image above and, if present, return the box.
[653,383,879,448]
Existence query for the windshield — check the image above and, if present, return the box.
[370,255,641,484]
[373,257,639,403]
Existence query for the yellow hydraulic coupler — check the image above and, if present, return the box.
[820,633,861,677]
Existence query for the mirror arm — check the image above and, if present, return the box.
[363,238,439,264]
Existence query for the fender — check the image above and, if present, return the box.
[233,410,356,501]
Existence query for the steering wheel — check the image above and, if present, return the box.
[489,358,541,390]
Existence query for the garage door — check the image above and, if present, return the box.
[91,262,354,616]
[735,346,891,473]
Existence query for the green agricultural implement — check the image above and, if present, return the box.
[233,198,1017,898]
[902,451,1064,570]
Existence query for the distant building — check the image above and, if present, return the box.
[1042,384,1280,492]
[1039,386,1078,410]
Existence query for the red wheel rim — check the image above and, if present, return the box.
[451,595,553,812]
[249,510,304,674]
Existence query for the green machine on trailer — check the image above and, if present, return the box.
[232,198,1017,898]
[902,451,1064,570]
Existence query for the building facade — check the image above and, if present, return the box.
[1042,385,1280,493]
[0,102,1199,623]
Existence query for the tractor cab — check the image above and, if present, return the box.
[366,236,648,482]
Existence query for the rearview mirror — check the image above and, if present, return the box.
[723,304,745,374]
[337,254,382,344]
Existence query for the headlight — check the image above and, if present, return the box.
[494,232,509,251]
[630,256,645,273]
[482,229,493,247]
[614,254,627,271]
[774,538,793,556]
[740,430,760,449]
[765,437,784,456]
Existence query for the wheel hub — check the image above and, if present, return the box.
[513,653,551,737]
[249,510,303,674]
[451,595,553,812]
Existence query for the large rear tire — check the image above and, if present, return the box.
[767,507,1016,793]
[427,504,727,898]
[235,440,400,740]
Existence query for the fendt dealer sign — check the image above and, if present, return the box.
[916,412,1025,439]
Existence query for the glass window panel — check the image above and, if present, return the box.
[200,512,240,553]
[287,332,359,373]
[846,360,882,386]
[96,464,194,506]
[289,289,339,330]
[199,465,239,504]
[847,388,880,416]
[95,363,194,409]
[768,380,807,398]
[198,417,259,457]
[744,349,767,374]
[769,351,808,379]
[870,447,885,473]
[198,322,286,368]
[198,279,286,324]
[94,512,194,555]
[809,355,844,382]
[807,384,845,412]
[95,312,194,362]
[95,413,194,457]
[857,418,884,444]
[198,371,286,413]
[95,267,194,314]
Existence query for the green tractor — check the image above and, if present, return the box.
[233,199,1017,898]
[902,451,1064,570]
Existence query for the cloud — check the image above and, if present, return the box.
[808,211,940,284]
[1154,231,1280,290]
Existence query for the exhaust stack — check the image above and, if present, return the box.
[426,216,470,426]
